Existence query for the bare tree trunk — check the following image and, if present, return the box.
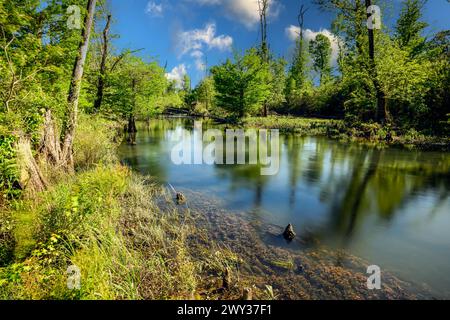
[40,110,61,166]
[365,0,386,124]
[61,0,97,170]
[93,14,112,113]
[127,78,138,145]
[258,0,269,117]
[16,136,48,194]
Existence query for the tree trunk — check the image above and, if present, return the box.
[93,14,112,113]
[40,110,61,166]
[258,0,269,117]
[61,0,97,171]
[16,136,48,194]
[126,115,137,145]
[365,0,387,124]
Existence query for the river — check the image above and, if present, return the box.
[119,117,450,299]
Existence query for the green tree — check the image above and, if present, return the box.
[309,34,332,85]
[188,76,216,115]
[211,49,271,118]
[286,4,310,106]
[106,55,167,142]
[395,0,428,55]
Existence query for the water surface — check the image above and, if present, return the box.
[119,118,450,298]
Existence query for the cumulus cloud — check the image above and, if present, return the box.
[177,23,233,56]
[285,25,341,64]
[165,64,187,87]
[176,23,232,71]
[146,1,164,17]
[188,0,282,29]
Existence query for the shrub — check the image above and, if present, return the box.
[73,115,122,170]
[0,134,20,202]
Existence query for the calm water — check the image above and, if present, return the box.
[119,118,450,298]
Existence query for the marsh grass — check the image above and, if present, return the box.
[0,165,242,300]
[244,116,449,150]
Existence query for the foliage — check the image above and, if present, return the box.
[211,48,271,118]
[0,132,20,200]
[185,76,217,116]
[309,34,332,84]
[105,56,168,120]
[73,114,122,169]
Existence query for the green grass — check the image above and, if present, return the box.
[243,116,344,136]
[0,114,243,300]
[242,116,449,150]
[0,165,241,300]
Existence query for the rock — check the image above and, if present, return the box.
[283,224,296,241]
[222,268,231,289]
[176,192,186,205]
[242,287,253,300]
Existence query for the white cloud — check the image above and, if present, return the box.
[176,23,232,71]
[190,50,204,59]
[177,23,233,56]
[188,0,282,29]
[165,64,187,87]
[285,25,341,64]
[146,1,164,17]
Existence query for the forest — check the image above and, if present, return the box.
[0,0,449,300]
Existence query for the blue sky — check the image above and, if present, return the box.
[109,0,450,86]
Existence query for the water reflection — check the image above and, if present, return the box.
[119,118,450,298]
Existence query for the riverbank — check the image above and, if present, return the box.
[0,164,248,299]
[0,115,244,300]
[1,115,447,300]
[242,116,450,151]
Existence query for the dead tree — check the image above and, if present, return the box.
[297,4,309,60]
[258,0,270,117]
[60,0,97,170]
[93,14,112,113]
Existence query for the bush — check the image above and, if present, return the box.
[0,133,20,202]
[73,115,122,170]
[0,211,14,267]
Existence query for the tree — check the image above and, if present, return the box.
[182,74,191,93]
[289,4,309,88]
[93,13,112,113]
[309,34,332,85]
[257,0,269,62]
[211,49,271,118]
[286,4,311,107]
[395,0,428,54]
[187,76,217,115]
[268,57,287,109]
[257,0,271,117]
[107,56,167,143]
[61,0,97,170]
[314,0,387,123]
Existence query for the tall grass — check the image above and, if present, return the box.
[1,114,243,300]
[0,165,240,300]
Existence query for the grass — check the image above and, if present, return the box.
[242,116,449,150]
[0,165,243,300]
[243,116,344,136]
[0,114,243,300]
